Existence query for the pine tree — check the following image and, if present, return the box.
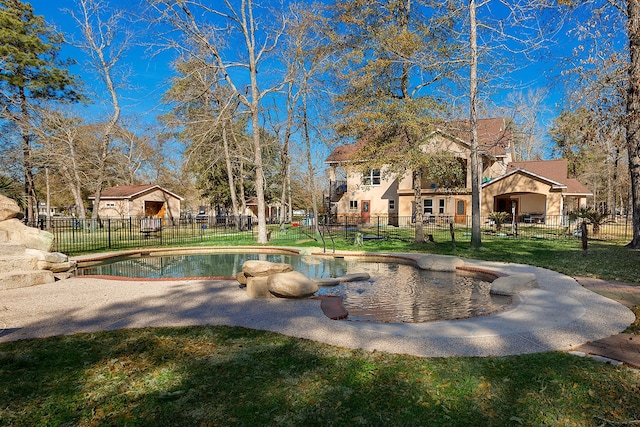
[0,0,80,222]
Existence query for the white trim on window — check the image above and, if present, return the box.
[423,198,433,215]
[362,169,381,186]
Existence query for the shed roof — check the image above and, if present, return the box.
[91,185,184,201]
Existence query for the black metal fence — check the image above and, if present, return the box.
[38,214,631,255]
[334,213,632,242]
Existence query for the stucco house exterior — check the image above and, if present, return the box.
[483,159,591,222]
[90,184,183,219]
[325,118,592,224]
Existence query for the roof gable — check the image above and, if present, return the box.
[483,168,566,190]
[437,118,511,157]
[485,159,592,196]
[325,118,511,163]
[92,184,184,201]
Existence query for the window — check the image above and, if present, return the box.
[388,199,396,211]
[438,199,445,214]
[362,169,381,186]
[423,199,433,215]
[105,202,116,208]
[349,200,358,210]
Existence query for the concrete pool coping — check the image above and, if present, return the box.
[0,247,634,357]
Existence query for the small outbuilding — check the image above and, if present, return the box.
[90,184,183,219]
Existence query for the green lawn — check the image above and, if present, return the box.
[1,326,639,426]
[2,236,640,426]
[324,236,640,283]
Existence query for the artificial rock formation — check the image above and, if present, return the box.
[490,273,539,295]
[240,260,317,299]
[0,195,76,290]
[417,254,465,272]
[268,271,318,298]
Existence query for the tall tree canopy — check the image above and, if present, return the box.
[325,0,458,242]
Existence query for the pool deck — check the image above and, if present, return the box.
[0,250,634,359]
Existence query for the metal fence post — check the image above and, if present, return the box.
[107,218,111,249]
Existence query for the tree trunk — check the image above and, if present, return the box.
[222,125,240,222]
[65,134,88,219]
[19,87,37,224]
[413,169,425,243]
[280,84,294,226]
[469,0,482,249]
[612,146,620,220]
[301,90,320,237]
[626,0,640,248]
[251,104,268,243]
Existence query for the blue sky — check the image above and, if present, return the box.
[29,0,176,124]
[25,0,626,161]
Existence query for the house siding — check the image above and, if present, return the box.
[324,118,592,222]
[482,173,564,216]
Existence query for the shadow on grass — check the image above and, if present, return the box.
[1,326,639,426]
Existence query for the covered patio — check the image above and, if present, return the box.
[482,159,592,222]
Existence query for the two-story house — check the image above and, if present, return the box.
[326,118,591,224]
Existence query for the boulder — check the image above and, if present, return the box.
[0,219,54,252]
[417,255,464,272]
[491,273,539,295]
[0,208,74,289]
[236,271,248,285]
[0,195,20,221]
[37,260,76,273]
[0,270,55,290]
[246,276,274,298]
[242,260,293,277]
[25,249,68,263]
[268,271,318,298]
[0,255,39,272]
[0,244,28,256]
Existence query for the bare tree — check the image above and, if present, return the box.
[503,89,550,161]
[557,0,640,244]
[149,0,288,243]
[66,0,134,221]
[113,122,163,185]
[458,0,564,248]
[36,108,90,219]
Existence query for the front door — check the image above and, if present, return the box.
[454,199,466,224]
[361,200,370,224]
